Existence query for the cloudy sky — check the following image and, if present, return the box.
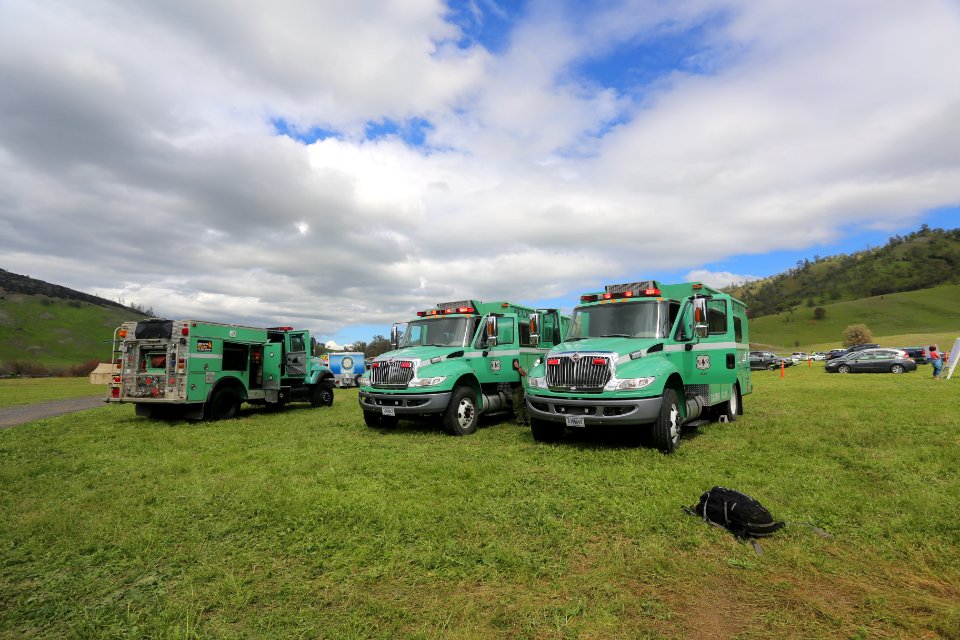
[2,0,958,346]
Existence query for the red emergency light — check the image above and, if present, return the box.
[181,327,189,336]
[592,357,607,365]
[547,358,560,366]
[400,361,412,368]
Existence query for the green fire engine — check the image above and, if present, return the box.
[107,319,335,420]
[358,300,568,435]
[524,281,751,452]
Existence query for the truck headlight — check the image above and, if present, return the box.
[527,376,547,389]
[359,375,370,386]
[411,376,446,387]
[612,377,656,390]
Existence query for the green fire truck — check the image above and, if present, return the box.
[107,319,335,420]
[524,281,751,452]
[358,300,568,435]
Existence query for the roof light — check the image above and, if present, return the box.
[417,311,426,317]
[580,294,599,303]
[692,283,703,290]
[456,306,475,313]
[118,329,127,338]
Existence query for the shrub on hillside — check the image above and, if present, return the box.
[813,307,827,320]
[842,324,874,347]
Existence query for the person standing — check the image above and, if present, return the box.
[929,344,943,380]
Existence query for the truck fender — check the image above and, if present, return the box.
[205,376,248,404]
[306,367,334,385]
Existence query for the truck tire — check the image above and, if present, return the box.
[364,411,399,429]
[310,379,335,407]
[714,384,740,422]
[650,388,681,453]
[530,417,564,443]
[206,387,240,420]
[443,386,478,436]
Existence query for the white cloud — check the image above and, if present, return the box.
[684,270,760,289]
[1,0,958,342]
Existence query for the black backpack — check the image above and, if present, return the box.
[686,487,785,540]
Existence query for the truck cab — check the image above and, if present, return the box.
[358,300,567,435]
[524,281,751,452]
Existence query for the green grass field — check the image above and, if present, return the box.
[1,370,958,639]
[0,377,106,409]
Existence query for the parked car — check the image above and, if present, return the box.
[825,343,881,360]
[824,348,917,374]
[749,351,794,370]
[898,346,929,364]
[790,352,809,362]
[810,352,828,361]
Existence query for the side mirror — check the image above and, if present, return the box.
[485,316,499,347]
[693,298,709,339]
[528,313,540,345]
[390,323,400,350]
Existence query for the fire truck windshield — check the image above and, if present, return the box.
[400,317,474,348]
[567,300,670,340]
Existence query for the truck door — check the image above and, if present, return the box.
[473,316,517,382]
[284,332,308,377]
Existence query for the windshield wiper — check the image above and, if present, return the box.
[602,333,633,338]
[565,337,585,342]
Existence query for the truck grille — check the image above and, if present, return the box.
[371,360,415,388]
[546,353,612,391]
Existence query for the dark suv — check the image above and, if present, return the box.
[826,343,880,360]
[899,346,929,364]
[749,351,793,370]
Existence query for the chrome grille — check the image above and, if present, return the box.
[371,360,415,388]
[546,354,612,391]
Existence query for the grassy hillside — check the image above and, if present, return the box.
[0,293,144,371]
[725,226,960,316]
[748,283,960,351]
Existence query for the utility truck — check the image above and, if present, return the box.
[524,281,751,452]
[358,300,568,435]
[107,319,335,420]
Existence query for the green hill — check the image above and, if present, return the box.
[0,270,146,374]
[748,283,960,352]
[724,226,960,316]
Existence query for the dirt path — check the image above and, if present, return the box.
[0,396,105,430]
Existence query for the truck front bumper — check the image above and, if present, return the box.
[525,393,662,426]
[359,390,452,415]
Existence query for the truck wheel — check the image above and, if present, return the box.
[714,384,740,422]
[530,417,564,443]
[890,364,905,374]
[444,386,478,436]
[838,364,851,374]
[207,387,240,420]
[310,379,335,407]
[650,388,681,453]
[363,411,398,428]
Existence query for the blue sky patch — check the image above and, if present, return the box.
[271,117,341,144]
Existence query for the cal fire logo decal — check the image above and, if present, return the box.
[696,355,711,370]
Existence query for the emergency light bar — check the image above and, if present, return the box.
[416,303,477,317]
[605,281,657,294]
[580,284,661,304]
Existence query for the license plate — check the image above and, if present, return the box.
[565,416,585,427]
[382,406,396,416]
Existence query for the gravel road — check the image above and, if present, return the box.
[0,396,105,430]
